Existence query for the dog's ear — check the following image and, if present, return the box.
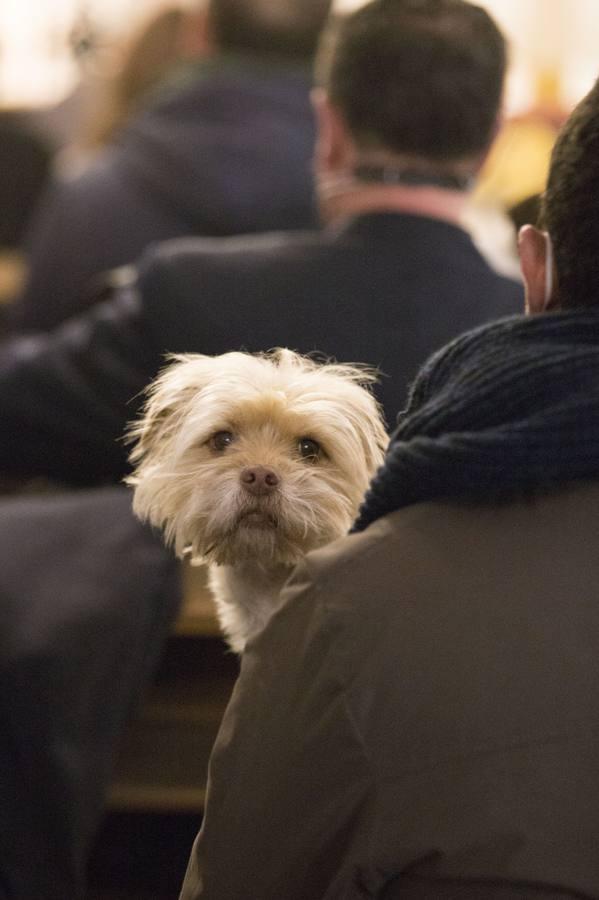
[126,354,212,466]
[317,361,389,475]
[350,389,389,475]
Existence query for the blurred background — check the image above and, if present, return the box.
[1,3,596,897]
[0,0,596,301]
[1,0,596,112]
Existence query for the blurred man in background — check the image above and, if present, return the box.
[9,0,332,332]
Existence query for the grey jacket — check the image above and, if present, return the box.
[181,482,599,899]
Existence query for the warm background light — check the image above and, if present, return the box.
[0,1,598,111]
[0,0,194,107]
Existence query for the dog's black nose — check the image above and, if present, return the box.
[240,466,280,495]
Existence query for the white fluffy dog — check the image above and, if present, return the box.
[127,349,387,652]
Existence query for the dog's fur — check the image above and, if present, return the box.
[127,349,387,652]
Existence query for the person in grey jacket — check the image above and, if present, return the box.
[179,70,599,900]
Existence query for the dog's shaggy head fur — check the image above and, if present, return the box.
[127,349,387,649]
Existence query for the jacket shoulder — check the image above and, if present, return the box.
[143,229,328,269]
[137,229,331,298]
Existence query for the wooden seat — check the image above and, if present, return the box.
[109,562,237,814]
[0,250,25,304]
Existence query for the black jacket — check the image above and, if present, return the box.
[0,486,180,900]
[0,212,522,485]
[10,58,319,332]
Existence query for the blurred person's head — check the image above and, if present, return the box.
[85,6,191,148]
[206,0,334,62]
[115,7,190,111]
[312,0,507,220]
[83,1,333,150]
[520,78,599,315]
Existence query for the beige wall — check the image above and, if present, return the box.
[0,0,193,107]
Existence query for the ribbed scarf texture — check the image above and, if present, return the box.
[353,308,599,532]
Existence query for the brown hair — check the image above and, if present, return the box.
[84,7,188,148]
[207,0,333,61]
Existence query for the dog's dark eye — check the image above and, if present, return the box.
[298,437,320,461]
[210,431,235,451]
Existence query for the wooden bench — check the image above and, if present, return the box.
[0,251,25,304]
[109,563,238,813]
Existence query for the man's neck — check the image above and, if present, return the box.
[319,182,469,229]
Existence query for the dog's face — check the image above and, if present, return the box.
[127,349,387,567]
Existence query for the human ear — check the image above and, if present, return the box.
[311,89,354,173]
[180,8,215,58]
[518,225,554,314]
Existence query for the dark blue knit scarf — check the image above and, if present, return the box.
[353,307,599,532]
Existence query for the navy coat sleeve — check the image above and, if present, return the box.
[0,282,161,485]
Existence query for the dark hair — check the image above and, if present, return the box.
[318,0,506,164]
[542,79,599,307]
[208,0,333,61]
[508,193,542,234]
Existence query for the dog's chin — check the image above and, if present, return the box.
[236,508,279,529]
[192,505,320,568]
[209,532,299,567]
[179,486,353,568]
[214,508,298,566]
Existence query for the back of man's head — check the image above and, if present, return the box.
[542,78,599,307]
[207,0,334,62]
[318,0,506,167]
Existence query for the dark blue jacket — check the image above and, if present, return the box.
[11,58,318,332]
[0,212,523,485]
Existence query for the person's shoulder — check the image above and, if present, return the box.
[280,511,409,614]
[279,497,490,622]
[138,229,329,286]
[293,483,599,615]
[266,509,436,677]
[41,145,128,212]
